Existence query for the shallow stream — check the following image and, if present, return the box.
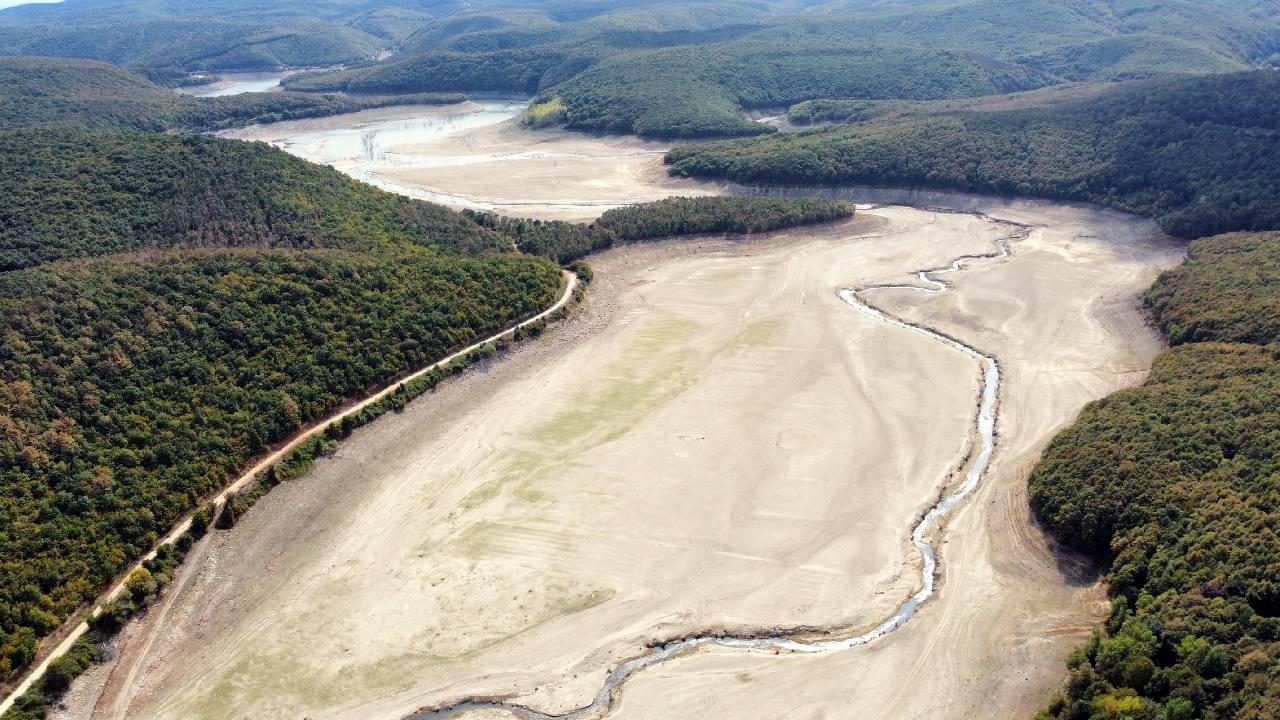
[405,227,1015,720]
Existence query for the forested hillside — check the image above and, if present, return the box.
[281,0,1280,138]
[0,128,507,270]
[666,72,1280,238]
[0,57,466,133]
[539,43,1049,137]
[1146,232,1280,346]
[0,0,440,72]
[1030,231,1280,719]
[0,251,561,681]
[0,116,852,692]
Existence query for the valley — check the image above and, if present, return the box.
[3,2,1276,717]
[45,135,1178,715]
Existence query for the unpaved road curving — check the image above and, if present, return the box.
[53,202,1180,720]
[1,271,577,719]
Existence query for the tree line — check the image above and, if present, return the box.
[665,71,1280,238]
[1030,230,1280,720]
[0,128,510,271]
[465,196,855,265]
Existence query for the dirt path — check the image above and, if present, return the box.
[0,271,577,718]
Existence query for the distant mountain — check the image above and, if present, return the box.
[0,56,467,132]
[665,71,1280,238]
[0,0,474,71]
[283,0,1280,138]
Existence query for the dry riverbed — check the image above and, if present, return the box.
[221,101,717,221]
[53,198,1180,720]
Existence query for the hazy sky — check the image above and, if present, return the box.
[0,0,62,9]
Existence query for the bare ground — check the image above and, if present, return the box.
[603,202,1181,720]
[53,201,1181,720]
[223,102,720,222]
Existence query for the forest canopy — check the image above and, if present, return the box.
[466,196,854,265]
[665,72,1280,238]
[1145,232,1280,346]
[0,57,467,133]
[0,128,509,271]
[1031,231,1280,720]
[278,0,1280,138]
[0,249,562,682]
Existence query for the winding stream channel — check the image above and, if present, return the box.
[407,223,1018,720]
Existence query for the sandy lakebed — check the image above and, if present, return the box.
[219,100,718,221]
[51,103,1184,720]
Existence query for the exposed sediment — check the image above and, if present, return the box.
[404,220,1018,720]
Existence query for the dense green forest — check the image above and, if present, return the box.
[0,57,466,133]
[0,128,510,270]
[288,40,1051,138]
[666,71,1280,238]
[0,249,561,681]
[0,0,435,72]
[541,43,1049,138]
[278,0,1279,138]
[1030,231,1280,719]
[465,196,854,264]
[594,196,852,242]
[1146,233,1280,346]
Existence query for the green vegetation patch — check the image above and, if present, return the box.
[0,249,561,681]
[536,41,1050,138]
[667,71,1280,238]
[281,47,587,95]
[1146,232,1280,346]
[467,196,854,265]
[0,128,506,270]
[1031,342,1280,720]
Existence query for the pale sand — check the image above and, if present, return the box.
[604,203,1180,720]
[55,203,1180,720]
[223,102,720,222]
[373,122,717,221]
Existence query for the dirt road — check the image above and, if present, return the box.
[0,271,576,718]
